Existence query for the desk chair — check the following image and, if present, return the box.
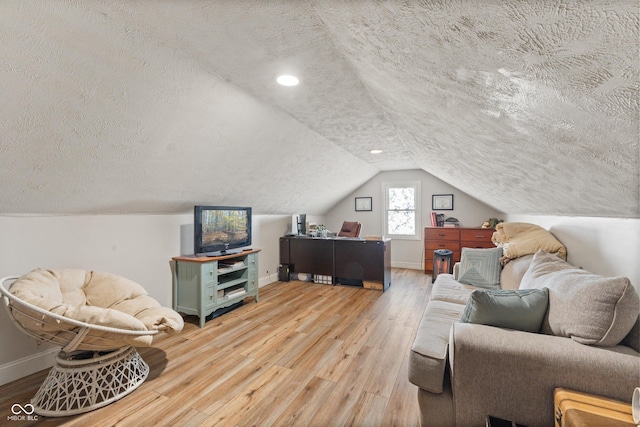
[338,221,361,238]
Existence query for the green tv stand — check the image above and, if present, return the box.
[171,249,260,327]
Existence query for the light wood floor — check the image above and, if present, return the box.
[0,268,432,427]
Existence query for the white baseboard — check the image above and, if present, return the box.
[391,261,423,270]
[259,273,279,287]
[0,347,58,386]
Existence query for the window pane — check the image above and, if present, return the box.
[388,187,415,210]
[388,211,415,235]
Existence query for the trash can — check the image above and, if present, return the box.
[432,249,453,283]
[278,264,290,282]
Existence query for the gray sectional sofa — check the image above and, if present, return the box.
[409,251,640,427]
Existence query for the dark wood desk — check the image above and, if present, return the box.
[279,236,391,291]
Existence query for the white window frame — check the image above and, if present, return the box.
[383,180,421,240]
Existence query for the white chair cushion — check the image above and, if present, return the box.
[9,268,183,349]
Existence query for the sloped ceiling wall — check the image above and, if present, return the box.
[0,1,637,217]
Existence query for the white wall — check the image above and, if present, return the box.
[325,170,503,270]
[504,215,640,291]
[0,213,286,385]
[3,210,635,387]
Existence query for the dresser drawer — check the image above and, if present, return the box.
[201,263,217,286]
[424,227,459,241]
[459,228,494,242]
[425,241,460,251]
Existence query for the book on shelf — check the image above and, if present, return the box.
[219,260,244,267]
[217,260,245,273]
[443,217,460,227]
[225,288,246,299]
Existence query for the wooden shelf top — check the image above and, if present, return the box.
[172,249,261,263]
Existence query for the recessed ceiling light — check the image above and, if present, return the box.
[370,149,383,154]
[276,75,299,86]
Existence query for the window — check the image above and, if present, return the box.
[384,181,421,239]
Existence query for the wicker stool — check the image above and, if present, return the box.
[32,346,149,416]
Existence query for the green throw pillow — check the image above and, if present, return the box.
[458,247,502,289]
[460,288,549,333]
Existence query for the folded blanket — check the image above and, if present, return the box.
[491,222,567,262]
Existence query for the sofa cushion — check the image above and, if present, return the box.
[457,247,502,289]
[409,300,465,393]
[430,274,477,305]
[621,318,640,352]
[460,288,549,333]
[520,251,639,346]
[499,254,534,290]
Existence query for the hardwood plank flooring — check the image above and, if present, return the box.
[0,268,431,427]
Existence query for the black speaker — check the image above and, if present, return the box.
[278,264,290,282]
[297,214,306,235]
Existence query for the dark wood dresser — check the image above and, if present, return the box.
[424,227,495,274]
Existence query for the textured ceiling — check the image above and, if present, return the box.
[0,1,638,217]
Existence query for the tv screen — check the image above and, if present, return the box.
[194,206,252,256]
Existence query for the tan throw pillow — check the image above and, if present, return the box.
[520,250,639,346]
[492,222,567,260]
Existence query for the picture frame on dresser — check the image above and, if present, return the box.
[432,194,453,210]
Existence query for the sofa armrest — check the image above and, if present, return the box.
[449,322,640,427]
[452,262,460,280]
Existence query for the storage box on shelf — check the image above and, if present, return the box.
[424,227,494,274]
[171,249,260,327]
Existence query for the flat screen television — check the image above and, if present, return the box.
[194,206,252,256]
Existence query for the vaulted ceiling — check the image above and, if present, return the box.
[0,1,638,217]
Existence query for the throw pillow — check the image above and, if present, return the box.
[460,288,549,332]
[457,247,502,289]
[520,250,639,346]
